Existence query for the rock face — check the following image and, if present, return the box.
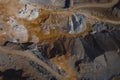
[91,22,120,33]
[32,29,120,80]
[17,4,39,20]
[76,30,120,80]
[112,1,120,17]
[68,14,87,34]
[112,8,120,17]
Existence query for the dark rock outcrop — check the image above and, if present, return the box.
[112,1,120,17]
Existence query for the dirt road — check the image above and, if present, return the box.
[0,46,63,80]
[73,0,119,8]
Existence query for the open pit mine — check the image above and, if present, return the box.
[0,0,120,80]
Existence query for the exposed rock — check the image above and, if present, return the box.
[91,22,120,34]
[68,14,87,34]
[112,8,120,17]
[81,35,104,61]
[94,54,107,68]
[112,1,120,17]
[110,30,120,48]
[40,39,66,59]
[0,0,120,80]
[91,22,108,33]
[6,17,28,43]
[69,38,84,60]
[17,4,39,20]
[93,32,119,51]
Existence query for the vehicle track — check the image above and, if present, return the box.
[48,9,120,24]
[71,0,120,24]
[77,10,120,24]
[73,0,119,9]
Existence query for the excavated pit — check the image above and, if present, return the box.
[0,0,120,80]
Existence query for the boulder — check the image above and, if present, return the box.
[6,17,28,43]
[68,14,87,34]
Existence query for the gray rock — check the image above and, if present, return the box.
[94,54,107,68]
[6,25,28,43]
[69,38,85,60]
[91,22,120,34]
[110,30,120,48]
[112,8,120,18]
[81,30,120,61]
[91,22,107,33]
[68,14,87,34]
[93,32,119,51]
[81,35,105,61]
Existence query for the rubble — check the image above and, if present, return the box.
[6,17,28,43]
[17,4,39,20]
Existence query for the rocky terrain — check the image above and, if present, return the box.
[0,0,120,80]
